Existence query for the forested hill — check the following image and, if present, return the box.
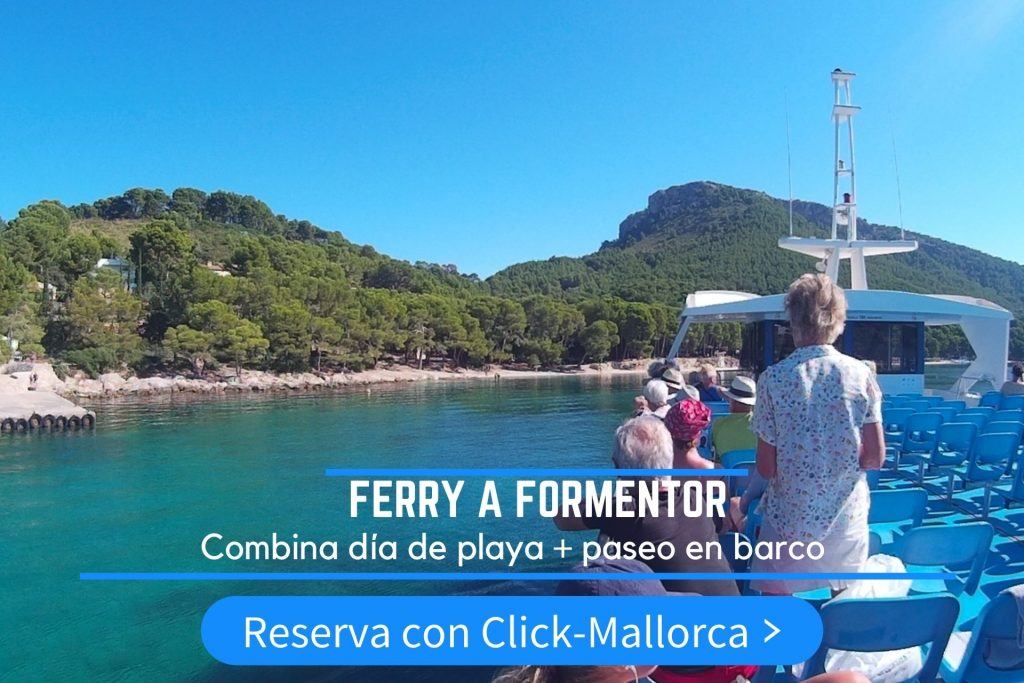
[489,181,1024,313]
[0,183,1019,379]
[488,181,1024,356]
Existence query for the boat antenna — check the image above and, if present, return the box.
[888,106,906,239]
[785,89,794,237]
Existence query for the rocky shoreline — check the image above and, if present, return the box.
[1,359,676,400]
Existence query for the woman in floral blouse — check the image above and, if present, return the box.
[750,274,885,594]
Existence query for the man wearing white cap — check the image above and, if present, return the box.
[711,375,758,458]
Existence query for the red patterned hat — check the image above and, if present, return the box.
[663,398,710,443]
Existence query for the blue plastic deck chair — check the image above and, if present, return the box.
[960,405,995,419]
[928,407,960,424]
[940,587,1024,683]
[884,407,915,441]
[894,412,944,470]
[869,488,927,544]
[953,413,988,431]
[907,399,934,413]
[982,421,1024,439]
[721,449,757,497]
[895,522,993,595]
[705,401,730,416]
[994,450,1024,509]
[721,449,756,468]
[919,422,976,489]
[980,390,1003,408]
[1000,395,1024,410]
[803,594,960,683]
[952,432,1020,515]
[991,410,1024,425]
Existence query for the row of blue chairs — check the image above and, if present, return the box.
[725,484,1014,682]
[980,389,1024,411]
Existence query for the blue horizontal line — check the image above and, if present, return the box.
[80,571,956,581]
[324,468,747,477]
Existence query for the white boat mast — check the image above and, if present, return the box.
[779,68,917,290]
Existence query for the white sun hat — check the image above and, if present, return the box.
[719,375,757,406]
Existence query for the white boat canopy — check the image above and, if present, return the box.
[667,288,1013,394]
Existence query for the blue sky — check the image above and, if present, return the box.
[1,2,1022,276]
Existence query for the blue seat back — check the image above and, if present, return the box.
[907,399,933,412]
[924,396,944,407]
[954,413,988,430]
[882,408,914,432]
[705,401,731,416]
[947,590,1024,682]
[902,412,944,452]
[804,594,959,683]
[993,409,1024,423]
[981,421,1024,440]
[896,522,993,594]
[933,422,977,466]
[929,407,959,423]
[869,488,927,526]
[941,400,967,412]
[1001,395,1024,410]
[865,469,880,489]
[962,405,995,417]
[980,391,1003,408]
[721,449,756,468]
[971,432,1020,467]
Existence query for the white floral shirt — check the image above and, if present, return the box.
[751,344,882,542]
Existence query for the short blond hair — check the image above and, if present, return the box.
[785,274,847,345]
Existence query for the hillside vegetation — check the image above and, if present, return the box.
[0,188,685,377]
[0,182,1017,379]
[489,182,1024,358]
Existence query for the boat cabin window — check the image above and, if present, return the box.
[738,320,923,377]
[849,322,922,374]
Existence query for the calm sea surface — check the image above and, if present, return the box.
[0,365,966,682]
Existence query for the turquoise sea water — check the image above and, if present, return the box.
[1,376,642,683]
[0,365,966,682]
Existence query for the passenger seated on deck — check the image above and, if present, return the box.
[661,367,700,404]
[634,379,671,419]
[663,398,715,471]
[695,364,723,403]
[749,274,885,596]
[554,416,740,596]
[711,375,757,457]
[1001,362,1024,396]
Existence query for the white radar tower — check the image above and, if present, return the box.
[779,68,917,290]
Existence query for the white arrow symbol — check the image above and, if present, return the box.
[763,619,781,643]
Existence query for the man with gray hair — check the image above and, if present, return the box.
[613,414,673,468]
[555,416,739,596]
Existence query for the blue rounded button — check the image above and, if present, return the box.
[202,595,822,666]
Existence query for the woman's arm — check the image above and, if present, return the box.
[756,438,777,479]
[859,421,885,470]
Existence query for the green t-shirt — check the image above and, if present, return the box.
[712,412,757,459]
